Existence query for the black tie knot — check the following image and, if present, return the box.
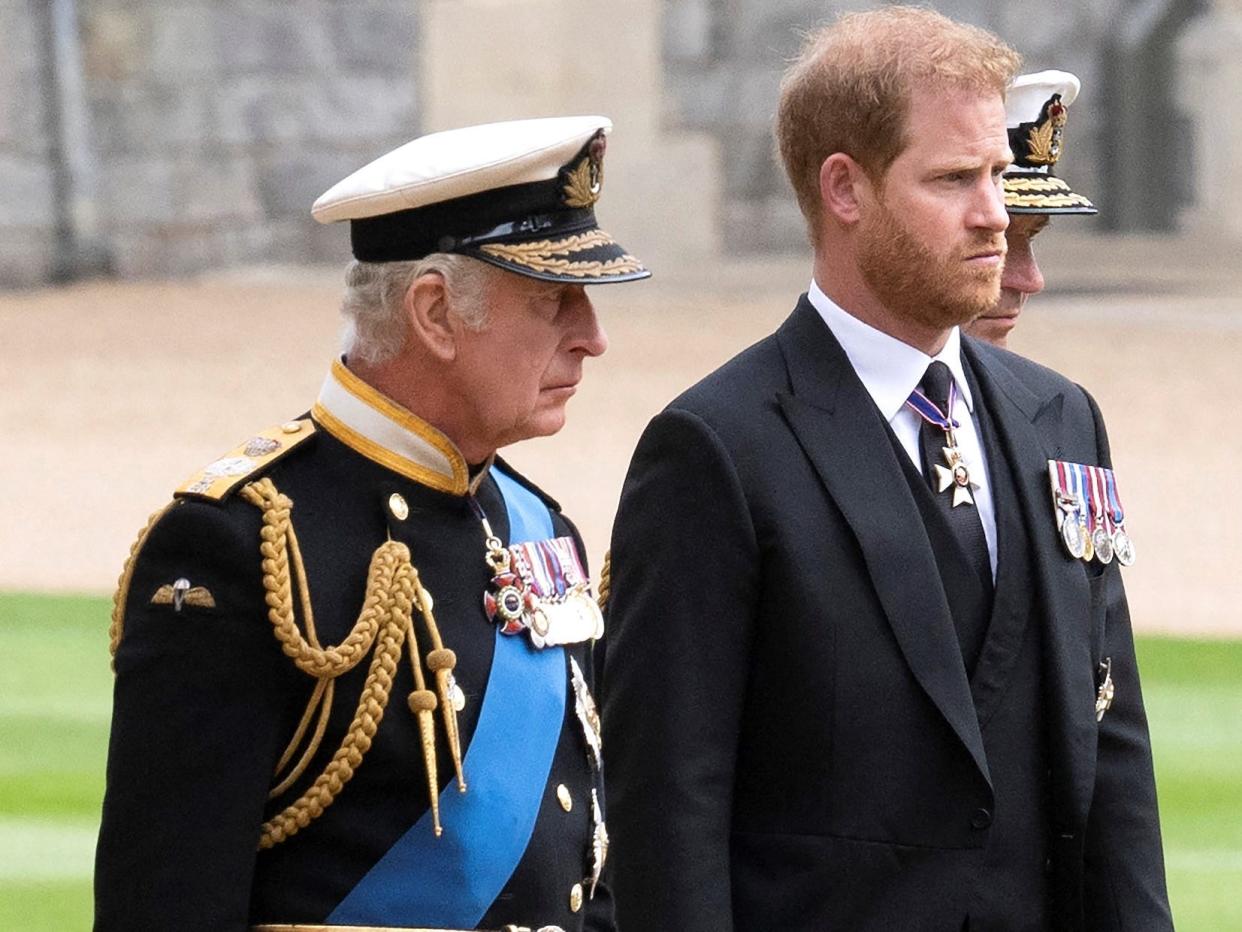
[920,361,954,412]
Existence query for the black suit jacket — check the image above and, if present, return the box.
[601,298,1171,931]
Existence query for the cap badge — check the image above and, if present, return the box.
[561,131,606,208]
[1025,93,1069,166]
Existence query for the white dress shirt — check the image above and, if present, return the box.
[807,280,998,578]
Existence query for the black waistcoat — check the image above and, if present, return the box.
[965,367,1052,931]
[889,360,1053,930]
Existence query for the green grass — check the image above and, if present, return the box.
[0,593,1239,930]
[0,593,113,931]
[1138,636,1242,929]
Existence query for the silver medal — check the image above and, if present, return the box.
[1092,526,1114,565]
[1060,512,1086,559]
[1112,527,1136,566]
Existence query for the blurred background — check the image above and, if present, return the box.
[1,0,1240,927]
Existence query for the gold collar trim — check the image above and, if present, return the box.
[313,359,469,495]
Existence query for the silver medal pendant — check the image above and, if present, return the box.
[1092,526,1114,565]
[1060,512,1086,559]
[1112,527,1136,566]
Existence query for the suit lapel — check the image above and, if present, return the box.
[964,339,1098,826]
[775,300,989,786]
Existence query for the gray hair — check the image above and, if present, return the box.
[339,253,494,366]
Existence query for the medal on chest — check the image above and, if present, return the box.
[471,496,605,648]
[905,378,980,507]
[1048,460,1137,566]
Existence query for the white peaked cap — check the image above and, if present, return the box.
[312,116,614,223]
[309,115,649,283]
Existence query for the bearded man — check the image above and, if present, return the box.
[600,9,1172,931]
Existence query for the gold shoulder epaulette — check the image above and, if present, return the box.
[175,419,317,502]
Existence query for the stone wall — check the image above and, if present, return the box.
[660,0,1139,251]
[1,0,422,288]
[0,0,1218,287]
[0,0,58,288]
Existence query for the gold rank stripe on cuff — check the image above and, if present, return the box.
[313,358,470,496]
[175,419,317,501]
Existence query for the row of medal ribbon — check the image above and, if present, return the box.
[1047,460,1136,566]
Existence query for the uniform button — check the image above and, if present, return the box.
[970,808,992,830]
[569,882,584,913]
[388,492,409,521]
[1044,857,1054,875]
[556,783,573,812]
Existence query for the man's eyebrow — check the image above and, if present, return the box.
[927,158,988,174]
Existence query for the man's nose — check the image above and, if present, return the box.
[973,177,1010,234]
[567,288,608,357]
[1001,235,1045,296]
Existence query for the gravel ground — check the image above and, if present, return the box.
[2,237,1239,635]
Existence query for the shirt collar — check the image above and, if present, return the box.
[807,279,975,421]
[311,358,470,495]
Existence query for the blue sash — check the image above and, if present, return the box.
[328,466,567,927]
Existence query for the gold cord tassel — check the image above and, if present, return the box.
[411,567,467,793]
[398,572,444,837]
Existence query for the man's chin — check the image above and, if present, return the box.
[966,313,1018,348]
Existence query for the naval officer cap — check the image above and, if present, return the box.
[1003,70,1097,216]
[313,116,650,284]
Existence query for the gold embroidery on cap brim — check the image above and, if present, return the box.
[1004,176,1073,192]
[1005,193,1095,209]
[481,231,644,279]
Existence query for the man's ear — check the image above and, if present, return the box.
[819,153,872,225]
[406,272,457,362]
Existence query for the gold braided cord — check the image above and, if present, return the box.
[240,480,381,678]
[268,516,337,795]
[109,502,176,667]
[268,678,334,800]
[238,477,461,848]
[256,534,413,849]
[596,550,611,611]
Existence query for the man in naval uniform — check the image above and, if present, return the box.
[95,116,647,932]
[601,9,1172,931]
[968,70,1099,347]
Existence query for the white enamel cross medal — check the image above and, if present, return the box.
[906,376,979,509]
[934,445,981,508]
